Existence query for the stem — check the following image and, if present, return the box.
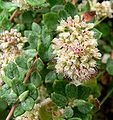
[6,102,18,120]
[94,16,107,27]
[100,88,113,106]
[6,54,38,120]
[9,8,19,22]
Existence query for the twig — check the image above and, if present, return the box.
[23,58,37,84]
[6,54,38,120]
[6,102,18,120]
[9,8,19,22]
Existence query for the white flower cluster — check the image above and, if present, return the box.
[0,29,26,69]
[78,0,113,19]
[91,0,113,19]
[52,15,101,85]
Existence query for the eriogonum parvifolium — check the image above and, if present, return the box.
[52,15,101,85]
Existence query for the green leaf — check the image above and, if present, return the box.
[92,28,102,40]
[21,97,35,111]
[51,5,64,12]
[74,100,93,114]
[24,49,37,58]
[1,89,17,105]
[51,93,67,107]
[64,2,77,17]
[46,83,54,94]
[27,83,38,100]
[65,83,78,99]
[45,71,57,83]
[59,9,69,20]
[1,73,12,87]
[63,106,74,118]
[26,0,46,6]
[77,85,91,100]
[21,11,33,24]
[30,71,42,87]
[43,12,59,30]
[0,98,8,112]
[12,80,26,95]
[47,0,64,6]
[106,58,113,75]
[27,32,39,49]
[53,80,68,95]
[97,22,110,37]
[2,2,18,12]
[15,55,28,69]
[14,104,25,117]
[32,22,41,33]
[19,90,29,102]
[41,26,52,50]
[4,61,19,80]
[36,58,44,71]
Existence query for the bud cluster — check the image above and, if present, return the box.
[52,15,101,85]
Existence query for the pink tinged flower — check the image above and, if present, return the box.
[67,16,73,26]
[74,48,81,54]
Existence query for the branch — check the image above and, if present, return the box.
[6,54,38,120]
[6,102,18,120]
[9,8,19,22]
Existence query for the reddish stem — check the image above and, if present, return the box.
[6,102,17,120]
[9,8,19,22]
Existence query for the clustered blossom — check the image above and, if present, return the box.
[52,15,101,85]
[91,0,113,19]
[0,29,26,74]
[78,0,113,19]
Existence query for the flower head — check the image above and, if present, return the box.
[0,29,27,68]
[52,15,101,85]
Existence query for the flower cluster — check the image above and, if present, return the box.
[0,29,26,71]
[52,15,101,85]
[78,0,113,20]
[91,0,113,19]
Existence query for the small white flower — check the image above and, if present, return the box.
[102,53,110,63]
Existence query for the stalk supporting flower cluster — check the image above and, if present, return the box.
[52,15,101,85]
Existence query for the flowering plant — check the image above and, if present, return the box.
[0,0,113,120]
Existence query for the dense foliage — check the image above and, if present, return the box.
[0,0,113,120]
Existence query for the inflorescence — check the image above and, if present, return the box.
[52,15,101,85]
